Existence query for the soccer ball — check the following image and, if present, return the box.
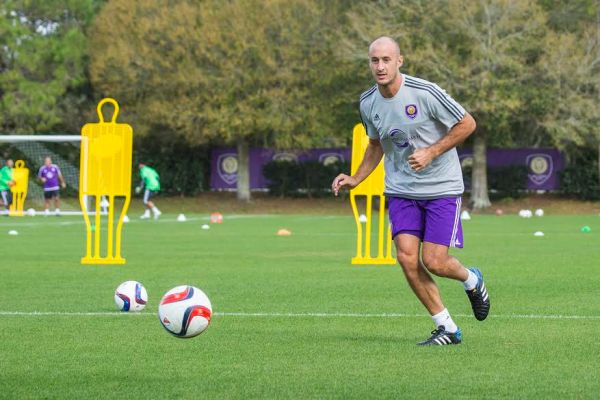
[114,281,148,312]
[158,285,212,338]
[210,212,223,224]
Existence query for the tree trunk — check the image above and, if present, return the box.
[236,140,251,201]
[470,131,491,209]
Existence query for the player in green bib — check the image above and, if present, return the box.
[136,163,162,219]
[0,159,15,215]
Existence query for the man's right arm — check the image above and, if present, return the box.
[331,138,384,196]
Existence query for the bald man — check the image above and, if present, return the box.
[332,36,490,346]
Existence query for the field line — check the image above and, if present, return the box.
[1,311,599,320]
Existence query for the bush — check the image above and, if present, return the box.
[133,130,209,196]
[263,159,350,197]
[488,165,529,199]
[560,163,599,200]
[262,160,301,197]
[462,164,528,199]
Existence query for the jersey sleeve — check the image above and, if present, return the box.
[426,83,466,129]
[140,169,147,184]
[359,103,378,139]
[55,165,63,177]
[0,167,8,183]
[37,166,43,178]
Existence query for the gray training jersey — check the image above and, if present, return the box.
[359,74,466,199]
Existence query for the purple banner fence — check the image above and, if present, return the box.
[457,148,564,190]
[211,147,564,191]
[211,148,351,190]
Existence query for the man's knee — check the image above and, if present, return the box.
[396,251,421,278]
[422,251,450,277]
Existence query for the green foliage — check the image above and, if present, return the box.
[263,160,349,197]
[488,165,529,199]
[539,0,599,33]
[0,0,98,133]
[89,0,347,148]
[341,0,600,205]
[344,0,548,141]
[262,160,299,198]
[537,26,600,149]
[89,0,353,199]
[560,151,600,200]
[462,163,529,199]
[1,0,599,201]
[133,130,209,196]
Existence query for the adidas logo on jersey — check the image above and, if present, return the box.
[374,114,380,121]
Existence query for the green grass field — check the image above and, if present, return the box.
[1,210,599,399]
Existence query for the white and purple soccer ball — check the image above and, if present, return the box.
[114,281,148,312]
[158,285,212,338]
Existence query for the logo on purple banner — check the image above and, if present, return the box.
[318,153,344,166]
[217,153,239,185]
[526,154,553,186]
[459,155,473,169]
[272,152,299,163]
[405,104,418,119]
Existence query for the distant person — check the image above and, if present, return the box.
[38,156,66,216]
[331,36,489,346]
[0,158,15,214]
[135,163,162,219]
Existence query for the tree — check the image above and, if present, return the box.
[0,0,98,133]
[89,0,342,201]
[536,0,600,190]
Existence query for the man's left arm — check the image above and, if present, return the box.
[408,112,476,172]
[57,167,66,188]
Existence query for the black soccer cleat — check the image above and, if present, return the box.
[466,267,490,321]
[417,326,462,346]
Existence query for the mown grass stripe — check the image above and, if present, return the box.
[1,311,599,320]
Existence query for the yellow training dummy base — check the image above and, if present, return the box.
[9,160,28,217]
[350,123,395,265]
[79,98,132,264]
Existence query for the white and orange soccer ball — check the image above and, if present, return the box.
[158,285,212,338]
[114,281,148,312]
[210,212,223,224]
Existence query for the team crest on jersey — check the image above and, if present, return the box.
[389,128,411,148]
[405,104,418,119]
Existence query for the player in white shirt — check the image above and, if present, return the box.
[332,37,490,346]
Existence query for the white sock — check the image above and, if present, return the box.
[142,210,150,216]
[55,208,60,213]
[152,207,160,214]
[432,308,458,333]
[463,269,478,290]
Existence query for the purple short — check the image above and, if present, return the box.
[388,196,464,248]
